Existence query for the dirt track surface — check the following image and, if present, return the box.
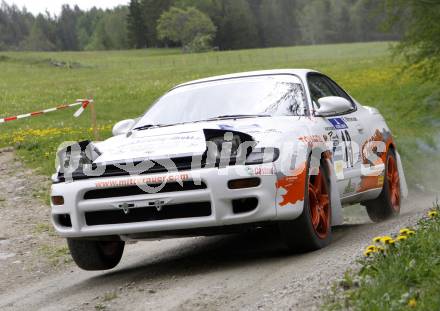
[0,148,435,311]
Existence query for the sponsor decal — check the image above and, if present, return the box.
[298,135,325,144]
[378,175,385,187]
[106,131,207,160]
[94,173,190,188]
[246,166,275,176]
[341,130,354,168]
[334,160,345,179]
[343,178,356,194]
[328,131,340,152]
[328,118,348,130]
[276,161,307,206]
[343,117,358,122]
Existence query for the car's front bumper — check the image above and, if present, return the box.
[51,164,279,239]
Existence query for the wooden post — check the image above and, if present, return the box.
[90,101,99,141]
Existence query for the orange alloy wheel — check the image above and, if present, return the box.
[387,156,400,212]
[308,168,330,239]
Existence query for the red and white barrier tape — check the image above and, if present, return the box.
[0,99,93,124]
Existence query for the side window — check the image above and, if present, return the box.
[323,77,355,107]
[308,74,339,108]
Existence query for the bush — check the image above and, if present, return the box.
[184,34,213,53]
[157,6,216,53]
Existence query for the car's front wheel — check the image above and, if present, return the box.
[67,238,125,271]
[278,159,332,252]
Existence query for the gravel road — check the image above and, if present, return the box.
[0,148,435,311]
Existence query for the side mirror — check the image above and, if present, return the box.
[316,96,353,117]
[112,119,135,136]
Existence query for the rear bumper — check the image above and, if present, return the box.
[51,164,279,238]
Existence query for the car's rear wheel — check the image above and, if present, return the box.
[67,238,125,271]
[364,149,401,222]
[278,159,332,252]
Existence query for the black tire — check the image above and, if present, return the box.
[278,159,332,252]
[364,149,401,222]
[67,238,125,271]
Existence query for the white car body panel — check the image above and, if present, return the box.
[51,69,407,239]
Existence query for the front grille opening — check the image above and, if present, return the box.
[232,198,258,214]
[84,181,207,200]
[85,202,212,226]
[55,214,72,228]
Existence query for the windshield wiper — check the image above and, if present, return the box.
[133,124,163,131]
[133,114,270,131]
[206,114,270,120]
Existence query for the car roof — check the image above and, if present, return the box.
[174,69,319,89]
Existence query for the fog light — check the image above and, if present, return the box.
[51,196,64,205]
[228,178,261,189]
[232,198,259,214]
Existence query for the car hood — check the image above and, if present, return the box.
[93,117,286,164]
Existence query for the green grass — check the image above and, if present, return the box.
[324,203,440,311]
[0,42,439,186]
[38,244,72,266]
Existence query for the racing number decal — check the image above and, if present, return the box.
[328,118,355,169]
[341,130,354,168]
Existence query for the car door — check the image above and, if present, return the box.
[307,73,368,199]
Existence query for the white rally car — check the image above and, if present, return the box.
[51,69,407,270]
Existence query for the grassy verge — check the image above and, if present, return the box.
[38,244,72,266]
[324,203,440,311]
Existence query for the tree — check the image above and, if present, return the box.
[56,5,82,50]
[297,0,329,44]
[176,0,260,49]
[23,13,56,51]
[87,7,129,50]
[260,0,301,47]
[127,0,146,48]
[76,7,103,50]
[142,0,175,47]
[0,1,34,50]
[0,0,413,52]
[216,0,260,49]
[384,0,440,78]
[157,6,216,52]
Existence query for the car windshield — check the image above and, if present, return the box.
[135,75,307,128]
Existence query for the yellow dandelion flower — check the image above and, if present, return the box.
[429,210,438,218]
[396,235,408,242]
[407,230,416,236]
[380,236,393,244]
[366,245,377,252]
[408,298,417,308]
[373,236,382,243]
[364,249,375,257]
[377,246,385,253]
[399,228,411,235]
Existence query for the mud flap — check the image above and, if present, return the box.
[396,151,408,199]
[326,158,344,226]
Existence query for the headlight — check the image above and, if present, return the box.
[246,148,280,164]
[206,132,246,165]
[205,132,278,166]
[57,141,96,175]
